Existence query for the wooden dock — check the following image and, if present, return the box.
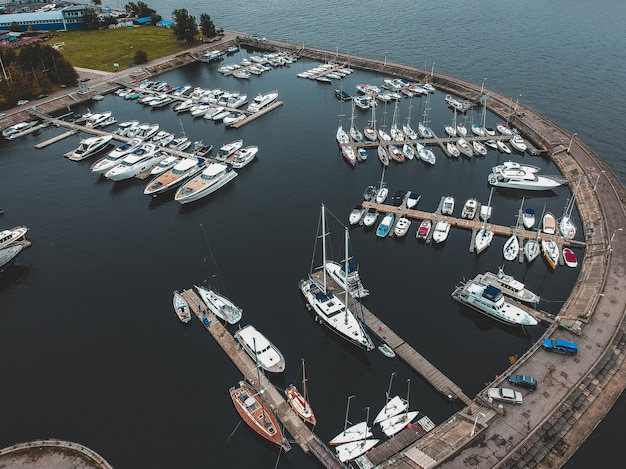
[178,289,348,469]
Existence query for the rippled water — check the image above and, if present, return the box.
[1,0,623,467]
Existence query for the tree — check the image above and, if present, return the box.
[133,50,148,64]
[125,1,155,18]
[199,14,216,39]
[171,9,198,45]
[82,8,100,30]
[9,22,21,32]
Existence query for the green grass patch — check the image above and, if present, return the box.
[49,26,190,72]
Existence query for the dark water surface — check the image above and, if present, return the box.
[1,0,624,467]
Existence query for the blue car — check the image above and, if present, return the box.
[542,338,578,355]
[508,373,538,391]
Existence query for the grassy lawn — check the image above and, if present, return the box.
[49,26,191,72]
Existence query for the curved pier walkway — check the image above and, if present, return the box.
[0,439,114,469]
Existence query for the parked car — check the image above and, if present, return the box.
[16,99,29,106]
[508,374,537,391]
[487,387,523,404]
[36,93,48,99]
[0,112,6,119]
[542,338,578,355]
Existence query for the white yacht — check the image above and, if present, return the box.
[149,155,180,175]
[246,91,278,113]
[234,325,285,373]
[105,144,166,181]
[2,120,38,139]
[216,139,244,162]
[451,279,538,326]
[509,135,527,152]
[144,157,207,197]
[488,163,565,191]
[230,146,258,169]
[174,163,238,204]
[441,196,455,215]
[67,135,113,161]
[133,122,160,140]
[475,268,540,304]
[0,225,28,250]
[432,219,450,243]
[461,198,478,219]
[195,284,242,324]
[90,138,143,174]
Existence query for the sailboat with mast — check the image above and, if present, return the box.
[475,189,494,254]
[298,205,375,351]
[390,99,404,141]
[229,334,291,452]
[285,359,316,425]
[524,204,543,262]
[445,109,458,137]
[373,372,408,425]
[364,104,378,142]
[330,396,373,445]
[335,406,379,462]
[418,91,433,138]
[375,165,388,203]
[559,196,577,239]
[348,99,364,142]
[503,198,524,261]
[402,97,419,140]
[195,224,243,325]
[378,379,419,437]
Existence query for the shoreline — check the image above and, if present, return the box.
[2,32,625,469]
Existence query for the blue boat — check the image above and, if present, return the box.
[376,212,395,238]
[335,89,351,102]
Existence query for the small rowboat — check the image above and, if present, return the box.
[378,343,396,358]
[563,247,578,268]
[173,290,191,323]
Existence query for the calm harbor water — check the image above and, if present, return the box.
[1,0,624,467]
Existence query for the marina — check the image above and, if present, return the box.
[0,15,625,469]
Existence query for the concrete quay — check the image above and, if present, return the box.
[0,439,114,469]
[1,32,624,469]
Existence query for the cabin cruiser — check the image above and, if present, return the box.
[475,268,540,304]
[0,226,28,250]
[67,135,113,161]
[488,162,565,191]
[175,163,238,204]
[105,144,166,181]
[324,260,369,299]
[246,91,278,113]
[234,325,285,373]
[91,138,143,174]
[144,157,207,197]
[451,279,538,326]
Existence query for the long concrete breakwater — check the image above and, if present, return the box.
[2,32,625,468]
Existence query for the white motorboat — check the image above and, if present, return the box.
[349,205,365,225]
[144,157,207,197]
[493,161,539,174]
[196,284,242,327]
[299,205,374,351]
[2,120,38,139]
[228,93,248,109]
[363,185,377,201]
[476,268,540,304]
[91,138,143,174]
[393,216,411,237]
[325,259,369,299]
[441,196,455,215]
[67,135,113,161]
[509,135,527,152]
[231,145,258,169]
[216,139,244,162]
[485,139,498,150]
[175,163,238,204]
[174,99,194,113]
[406,192,421,209]
[246,91,278,113]
[376,212,395,238]
[105,144,166,181]
[541,239,559,270]
[362,208,379,227]
[0,225,28,250]
[149,155,181,175]
[172,290,191,323]
[133,122,160,140]
[522,208,536,229]
[451,279,538,326]
[543,212,557,234]
[223,112,247,126]
[234,325,285,373]
[461,198,478,219]
[488,165,565,191]
[432,219,450,243]
[85,111,115,128]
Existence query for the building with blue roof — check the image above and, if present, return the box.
[0,5,87,31]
